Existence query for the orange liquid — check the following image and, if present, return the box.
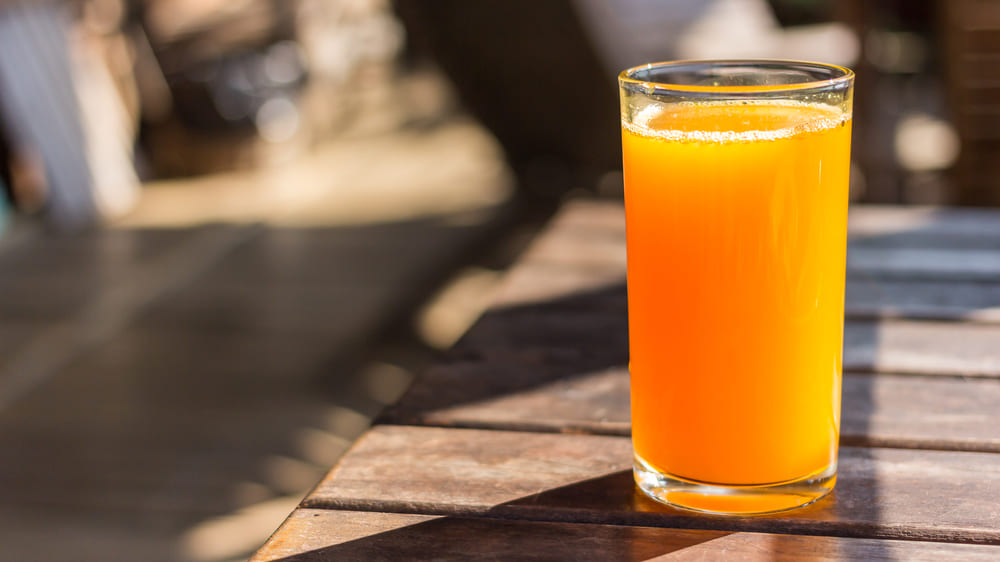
[623,101,851,486]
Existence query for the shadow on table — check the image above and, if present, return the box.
[271,510,727,561]
[380,281,628,425]
[295,205,1000,559]
[369,279,889,559]
[268,469,890,560]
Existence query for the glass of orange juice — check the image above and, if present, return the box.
[619,60,854,515]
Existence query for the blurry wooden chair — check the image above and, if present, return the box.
[941,0,1000,206]
[393,0,621,211]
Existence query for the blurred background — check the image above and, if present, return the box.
[0,0,995,560]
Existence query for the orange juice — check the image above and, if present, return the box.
[624,101,851,488]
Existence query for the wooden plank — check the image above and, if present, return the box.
[843,319,1000,376]
[452,300,1000,377]
[381,361,631,434]
[522,228,1000,281]
[523,202,1000,278]
[491,261,625,309]
[303,426,1000,544]
[517,225,626,270]
[840,374,1000,451]
[845,278,1000,322]
[847,205,1000,244]
[546,201,1000,246]
[252,510,727,561]
[385,360,1000,452]
[500,201,1000,320]
[493,265,1000,323]
[847,247,1000,281]
[541,199,625,234]
[253,509,1000,561]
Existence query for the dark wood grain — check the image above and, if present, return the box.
[304,425,1000,544]
[252,509,1000,561]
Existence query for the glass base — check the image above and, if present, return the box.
[634,454,836,515]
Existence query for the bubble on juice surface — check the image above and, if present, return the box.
[624,100,851,144]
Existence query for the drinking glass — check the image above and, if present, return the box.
[619,60,854,515]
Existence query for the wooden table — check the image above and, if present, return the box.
[253,200,1000,560]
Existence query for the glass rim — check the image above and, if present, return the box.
[619,59,854,95]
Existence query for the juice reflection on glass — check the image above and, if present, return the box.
[619,61,854,515]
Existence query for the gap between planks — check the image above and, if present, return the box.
[299,425,1000,546]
